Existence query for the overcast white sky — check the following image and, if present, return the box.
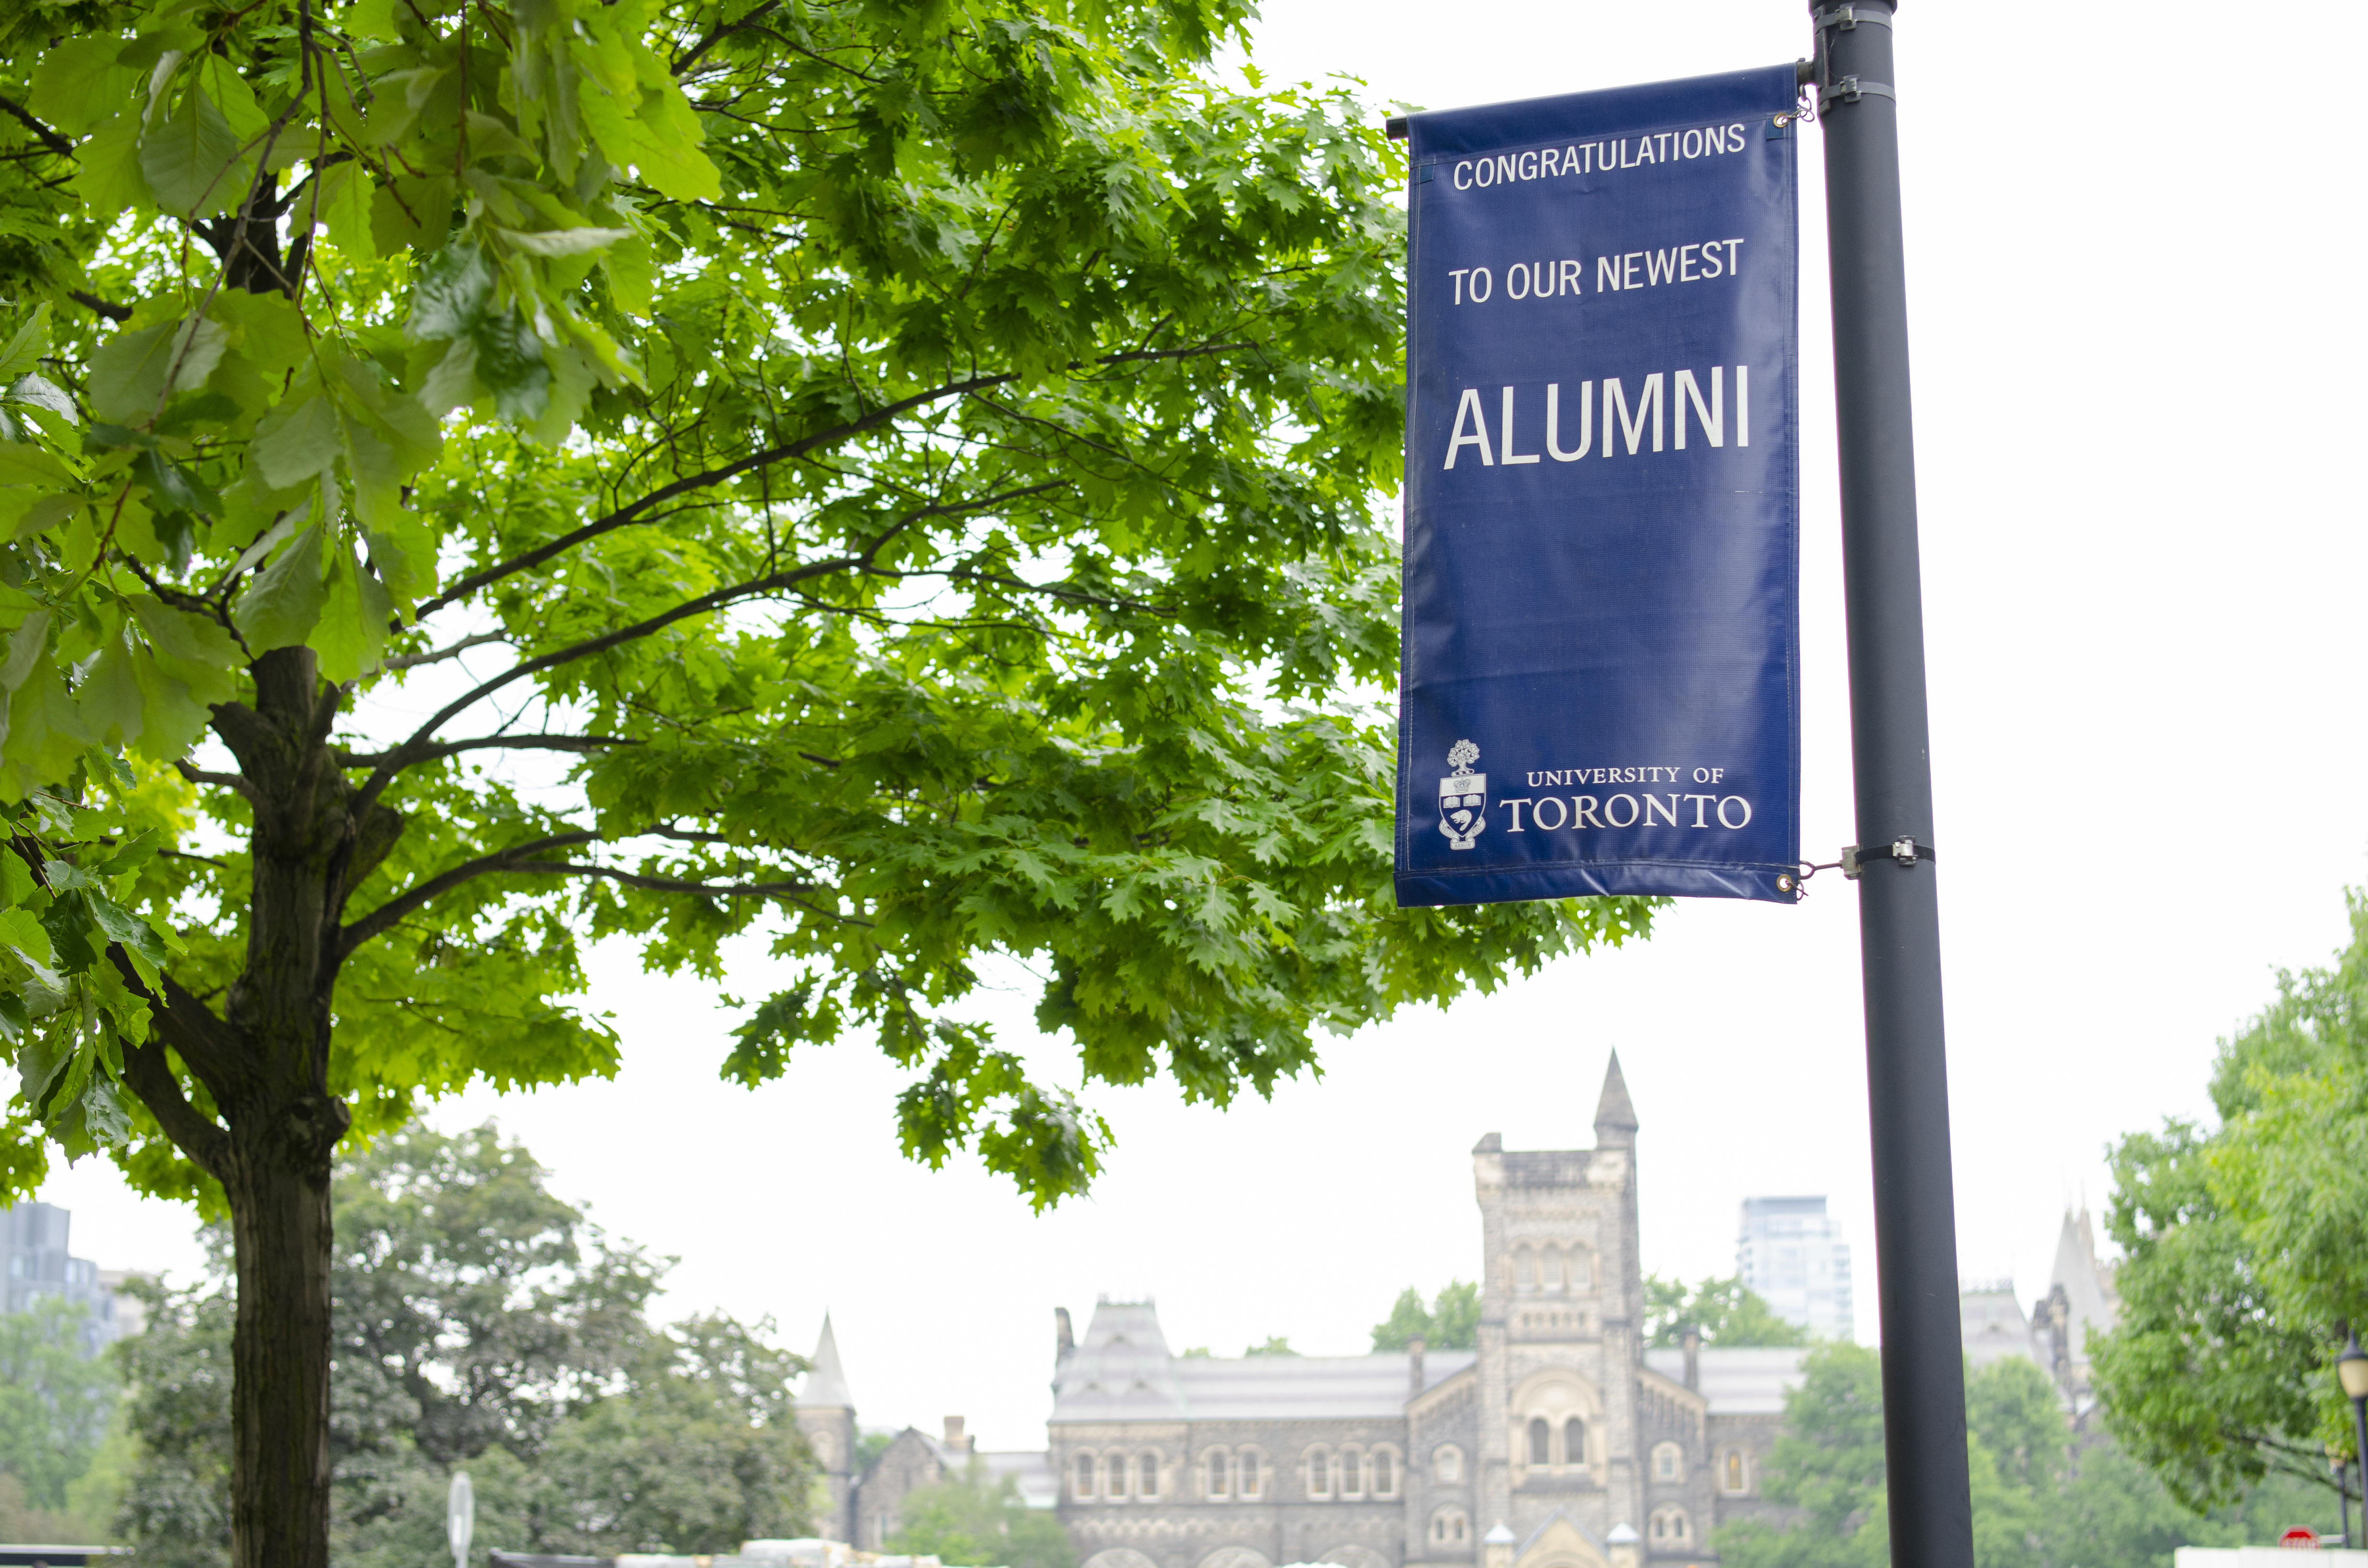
[24,0,2368,1458]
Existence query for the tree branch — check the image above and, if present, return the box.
[409,334,1218,624]
[175,759,260,803]
[69,289,132,323]
[413,369,1025,620]
[108,950,245,1166]
[671,0,780,75]
[118,1033,231,1179]
[337,733,641,769]
[382,630,509,671]
[338,831,601,956]
[508,860,813,898]
[0,94,73,159]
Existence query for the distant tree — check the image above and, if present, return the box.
[1643,1274,1812,1348]
[1714,1342,2329,1568]
[1178,1347,1215,1359]
[1370,1280,1480,1351]
[1244,1336,1298,1358]
[112,1123,809,1568]
[2091,893,2368,1511]
[0,1296,118,1516]
[855,1432,898,1474]
[526,1323,811,1556]
[888,1461,1077,1568]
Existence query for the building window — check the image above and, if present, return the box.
[1651,1509,1691,1543]
[1542,1246,1565,1292]
[1208,1450,1230,1499]
[1434,1444,1464,1483]
[1431,1507,1470,1546]
[1563,1417,1587,1468]
[1571,1250,1593,1289]
[1724,1452,1747,1493]
[1139,1452,1159,1501]
[1515,1247,1535,1290]
[1372,1448,1396,1496]
[1075,1453,1095,1500]
[1241,1450,1263,1499]
[1340,1449,1364,1499]
[1652,1442,1684,1481]
[1307,1448,1331,1499]
[1528,1418,1551,1466]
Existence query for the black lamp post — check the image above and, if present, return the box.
[2338,1333,2368,1543]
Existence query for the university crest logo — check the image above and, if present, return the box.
[1437,739,1487,850]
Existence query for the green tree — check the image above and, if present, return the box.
[1714,1342,2321,1568]
[1244,1336,1298,1357]
[1644,1274,1812,1348]
[0,0,1661,1560]
[0,1294,119,1513]
[888,1460,1077,1568]
[2092,892,2368,1509]
[113,1123,808,1568]
[1371,1279,1480,1351]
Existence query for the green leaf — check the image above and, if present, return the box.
[493,225,633,257]
[407,241,492,341]
[70,110,150,213]
[139,86,254,219]
[251,394,342,488]
[471,309,550,421]
[0,306,50,382]
[231,524,328,651]
[29,36,141,136]
[76,634,145,749]
[0,442,75,489]
[86,317,229,424]
[313,159,379,263]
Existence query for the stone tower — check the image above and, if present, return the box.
[1470,1053,1648,1561]
[796,1313,860,1542]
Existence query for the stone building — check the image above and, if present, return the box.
[806,1055,1807,1568]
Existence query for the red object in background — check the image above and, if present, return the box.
[2282,1529,2320,1549]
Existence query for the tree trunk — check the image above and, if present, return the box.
[207,647,366,1568]
[224,1110,341,1568]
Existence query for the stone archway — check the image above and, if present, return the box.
[1085,1551,1162,1568]
[1321,1546,1393,1568]
[1200,1550,1274,1568]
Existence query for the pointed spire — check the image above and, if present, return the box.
[802,1312,855,1409]
[1593,1050,1639,1145]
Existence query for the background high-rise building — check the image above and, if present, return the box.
[3,1200,137,1356]
[1736,1196,1854,1341]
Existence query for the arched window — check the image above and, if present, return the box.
[1570,1250,1593,1289]
[1138,1451,1160,1500]
[1112,1454,1131,1500]
[1207,1449,1230,1499]
[1724,1451,1746,1492]
[1652,1509,1691,1543]
[1340,1448,1363,1498]
[1372,1448,1396,1496]
[1652,1441,1684,1481]
[1434,1444,1464,1483]
[1528,1418,1551,1466]
[1563,1417,1587,1468]
[1075,1452,1096,1500]
[1542,1246,1564,1291]
[1240,1450,1263,1499]
[1431,1507,1470,1546]
[1515,1247,1535,1290]
[1307,1448,1332,1499]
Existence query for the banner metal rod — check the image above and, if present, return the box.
[1811,5,1976,1568]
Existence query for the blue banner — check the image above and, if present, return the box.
[1395,66,1802,908]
